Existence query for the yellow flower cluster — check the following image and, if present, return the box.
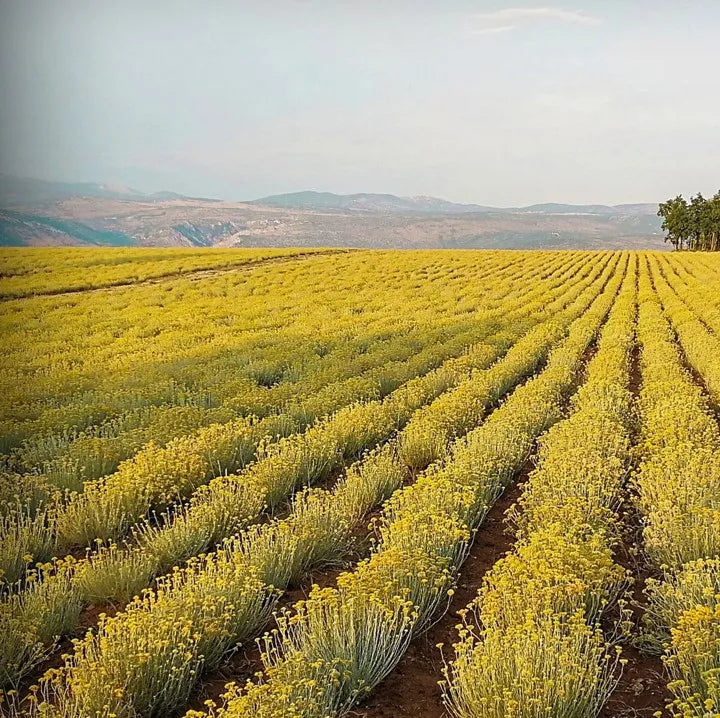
[7,442,397,714]
[20,293,539,494]
[0,247,328,298]
[634,265,720,568]
[1,250,574,585]
[10,250,720,718]
[8,255,612,712]
[649,255,720,404]
[634,257,720,716]
[0,253,601,691]
[184,254,626,718]
[398,252,615,469]
[31,434,450,714]
[2,249,535,453]
[663,255,720,338]
[442,257,636,717]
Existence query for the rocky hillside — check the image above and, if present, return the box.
[0,176,664,250]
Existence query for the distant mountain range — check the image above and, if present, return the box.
[0,174,664,249]
[0,174,217,207]
[247,191,496,214]
[1,175,658,217]
[248,190,658,217]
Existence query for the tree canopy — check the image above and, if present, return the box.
[658,191,720,251]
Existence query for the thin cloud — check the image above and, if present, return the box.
[469,7,600,34]
[472,24,516,36]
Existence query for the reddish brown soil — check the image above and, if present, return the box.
[187,458,528,716]
[600,325,671,716]
[628,340,642,398]
[601,505,672,717]
[355,471,528,718]
[602,643,669,717]
[78,601,119,632]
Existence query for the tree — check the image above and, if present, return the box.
[658,191,720,251]
[706,192,720,251]
[688,192,706,250]
[658,195,690,250]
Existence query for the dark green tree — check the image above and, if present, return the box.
[706,192,720,251]
[688,192,706,250]
[658,191,720,251]
[658,195,690,250]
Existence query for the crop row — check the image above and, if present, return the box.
[3,250,545,450]
[0,252,604,588]
[9,250,576,485]
[633,266,720,717]
[661,256,720,335]
[669,252,720,311]
[0,254,617,694]
[2,253,579,471]
[648,255,720,405]
[172,254,626,718]
[1,251,475,439]
[0,248,335,299]
[442,254,637,717]
[1,256,564,524]
[2,250,534,393]
[14,311,513,491]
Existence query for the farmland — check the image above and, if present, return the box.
[0,248,719,718]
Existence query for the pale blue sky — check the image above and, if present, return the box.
[0,0,718,205]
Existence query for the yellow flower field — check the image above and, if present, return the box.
[0,249,719,718]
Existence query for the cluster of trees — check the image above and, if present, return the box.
[658,191,720,251]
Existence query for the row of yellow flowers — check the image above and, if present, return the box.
[1,252,583,587]
[0,251,599,593]
[6,248,534,478]
[8,445,405,717]
[442,255,637,717]
[649,255,720,405]
[173,256,627,718]
[0,253,613,702]
[2,250,540,449]
[0,253,604,692]
[396,253,615,469]
[18,312,527,490]
[670,252,720,312]
[661,255,720,335]
[634,260,720,716]
[5,251,575,477]
[0,248,331,299]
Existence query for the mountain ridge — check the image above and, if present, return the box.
[0,174,219,207]
[1,175,658,217]
[0,175,664,250]
[247,190,657,217]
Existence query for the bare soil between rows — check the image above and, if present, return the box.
[600,508,672,717]
[599,328,671,717]
[354,464,529,718]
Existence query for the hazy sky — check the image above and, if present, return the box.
[1,0,718,205]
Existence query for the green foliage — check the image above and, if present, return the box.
[658,191,720,251]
